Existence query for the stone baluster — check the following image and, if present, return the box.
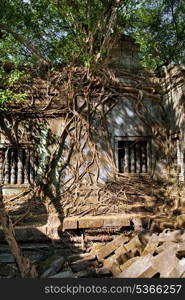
[124,142,129,173]
[24,148,29,184]
[136,142,140,173]
[10,149,16,184]
[143,142,148,173]
[139,142,143,173]
[0,149,4,184]
[29,149,35,184]
[34,152,38,181]
[130,144,135,173]
[4,149,10,184]
[17,148,23,184]
[134,143,137,173]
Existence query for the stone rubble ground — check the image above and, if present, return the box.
[1,228,185,278]
[35,229,185,278]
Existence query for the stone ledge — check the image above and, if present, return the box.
[0,214,150,241]
[61,214,146,230]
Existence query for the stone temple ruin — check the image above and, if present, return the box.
[1,36,185,187]
[0,35,185,278]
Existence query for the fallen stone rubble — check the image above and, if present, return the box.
[36,229,185,278]
[1,229,185,278]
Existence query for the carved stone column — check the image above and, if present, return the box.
[10,149,16,184]
[0,149,4,184]
[24,149,29,184]
[177,139,184,182]
[29,149,35,184]
[124,142,129,173]
[136,142,140,173]
[130,143,135,173]
[139,142,143,173]
[4,149,9,184]
[17,148,23,184]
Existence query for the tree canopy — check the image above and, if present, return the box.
[0,0,130,67]
[129,0,185,69]
[0,0,185,71]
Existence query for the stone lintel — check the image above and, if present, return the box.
[62,215,132,230]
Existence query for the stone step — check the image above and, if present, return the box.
[0,213,155,242]
[0,252,45,264]
[61,213,153,230]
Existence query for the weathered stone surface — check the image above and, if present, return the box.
[156,241,176,254]
[96,267,111,275]
[50,257,65,272]
[132,218,143,231]
[142,234,159,255]
[168,258,185,278]
[158,230,183,243]
[76,267,96,278]
[116,254,156,278]
[38,255,65,276]
[175,214,185,228]
[152,247,179,277]
[114,231,185,278]
[119,257,139,272]
[62,217,78,230]
[67,253,96,263]
[103,216,130,227]
[41,267,56,278]
[103,254,121,276]
[0,227,51,242]
[124,235,142,252]
[97,235,128,260]
[70,260,92,273]
[115,244,127,256]
[0,264,19,278]
[49,270,75,278]
[62,215,131,230]
[0,253,15,263]
[78,217,103,229]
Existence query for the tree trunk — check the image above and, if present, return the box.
[0,185,38,278]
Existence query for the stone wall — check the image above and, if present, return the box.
[1,38,185,199]
[160,64,185,181]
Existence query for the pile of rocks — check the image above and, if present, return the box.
[38,229,185,278]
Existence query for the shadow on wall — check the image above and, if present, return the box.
[106,88,182,179]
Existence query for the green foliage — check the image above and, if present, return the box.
[0,89,26,110]
[0,0,185,72]
[0,67,26,110]
[129,0,185,69]
[7,69,26,86]
[0,0,129,67]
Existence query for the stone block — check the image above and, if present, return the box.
[103,216,130,227]
[70,260,92,273]
[115,244,127,256]
[124,235,142,252]
[103,254,117,268]
[103,254,121,276]
[49,271,75,278]
[97,235,128,260]
[78,217,103,229]
[152,247,179,277]
[121,218,130,227]
[142,234,159,255]
[116,254,156,278]
[62,217,78,230]
[120,257,139,272]
[132,218,143,231]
